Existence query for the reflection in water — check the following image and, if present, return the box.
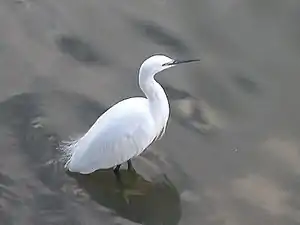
[0,91,182,225]
[69,170,181,225]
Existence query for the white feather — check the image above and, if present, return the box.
[66,97,157,174]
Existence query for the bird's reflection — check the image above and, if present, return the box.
[68,169,181,225]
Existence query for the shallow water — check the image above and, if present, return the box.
[1,0,300,225]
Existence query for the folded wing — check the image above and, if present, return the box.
[67,98,156,174]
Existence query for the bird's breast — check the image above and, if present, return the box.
[149,98,169,138]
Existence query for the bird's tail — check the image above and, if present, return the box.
[57,135,80,168]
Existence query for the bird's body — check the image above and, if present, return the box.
[64,55,199,175]
[66,96,167,174]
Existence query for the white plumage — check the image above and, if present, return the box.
[63,55,199,174]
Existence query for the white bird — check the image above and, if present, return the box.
[64,55,199,175]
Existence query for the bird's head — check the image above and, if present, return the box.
[139,55,200,78]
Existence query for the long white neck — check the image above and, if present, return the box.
[138,70,169,124]
[139,76,165,101]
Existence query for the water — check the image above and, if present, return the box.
[0,0,300,224]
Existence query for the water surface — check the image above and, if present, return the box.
[0,0,300,224]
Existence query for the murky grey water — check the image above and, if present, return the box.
[0,0,300,224]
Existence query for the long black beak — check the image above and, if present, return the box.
[163,59,200,66]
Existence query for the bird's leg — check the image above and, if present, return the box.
[114,164,121,175]
[114,164,122,181]
[112,165,125,189]
[127,159,136,172]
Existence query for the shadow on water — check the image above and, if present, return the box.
[0,91,182,225]
[69,169,181,225]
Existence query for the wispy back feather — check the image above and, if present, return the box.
[57,135,82,167]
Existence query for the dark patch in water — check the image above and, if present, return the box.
[162,84,191,100]
[129,18,190,55]
[69,170,181,225]
[56,35,110,65]
[75,99,106,128]
[0,173,14,186]
[232,74,260,94]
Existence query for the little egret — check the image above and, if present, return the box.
[63,55,199,175]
